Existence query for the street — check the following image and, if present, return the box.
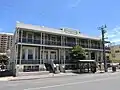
[0,72,120,90]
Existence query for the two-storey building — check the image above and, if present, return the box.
[10,22,109,72]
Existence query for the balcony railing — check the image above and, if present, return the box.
[19,38,41,44]
[91,46,101,49]
[18,38,105,49]
[18,38,76,47]
[44,40,61,46]
[65,42,76,47]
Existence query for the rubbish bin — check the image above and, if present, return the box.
[112,66,116,72]
[59,65,65,73]
[56,64,60,72]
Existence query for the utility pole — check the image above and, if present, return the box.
[98,25,108,72]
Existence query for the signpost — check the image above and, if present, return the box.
[61,28,80,35]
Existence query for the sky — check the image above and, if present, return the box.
[0,0,120,44]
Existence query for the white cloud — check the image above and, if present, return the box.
[70,0,82,8]
[112,39,120,42]
[106,26,120,45]
[108,34,116,38]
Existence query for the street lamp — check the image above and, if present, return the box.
[98,25,108,72]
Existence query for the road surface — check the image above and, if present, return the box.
[0,72,120,90]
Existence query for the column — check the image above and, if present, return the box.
[89,40,91,48]
[63,48,66,66]
[88,39,90,48]
[33,48,35,60]
[43,33,45,45]
[16,28,19,65]
[85,51,89,59]
[100,51,103,62]
[98,51,101,62]
[40,47,41,64]
[61,36,62,46]
[59,49,61,64]
[95,51,98,62]
[41,32,42,44]
[20,30,23,65]
[98,51,100,62]
[88,51,91,59]
[76,38,77,45]
[25,49,27,60]
[15,45,17,65]
[43,33,45,63]
[60,35,62,64]
[40,32,42,64]
[79,39,81,46]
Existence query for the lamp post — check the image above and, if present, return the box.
[98,25,108,72]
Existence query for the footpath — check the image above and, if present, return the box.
[0,69,120,81]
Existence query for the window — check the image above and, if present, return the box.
[115,50,120,53]
[34,34,40,40]
[22,49,25,59]
[28,33,32,39]
[23,65,39,72]
[23,31,26,38]
[27,33,33,43]
[50,51,56,60]
[106,56,109,60]
[23,66,31,72]
[32,66,39,71]
[28,49,33,59]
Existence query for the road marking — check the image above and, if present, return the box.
[24,76,120,90]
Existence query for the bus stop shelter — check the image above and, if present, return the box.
[77,60,97,73]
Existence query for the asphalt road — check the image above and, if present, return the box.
[0,72,120,90]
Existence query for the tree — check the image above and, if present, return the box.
[70,45,86,62]
[0,55,9,65]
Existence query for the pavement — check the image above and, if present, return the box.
[0,69,119,81]
[0,70,120,90]
[0,73,78,81]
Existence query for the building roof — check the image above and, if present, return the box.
[16,22,101,40]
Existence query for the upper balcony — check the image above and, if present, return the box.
[18,38,105,50]
[18,37,76,47]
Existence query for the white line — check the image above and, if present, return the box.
[24,76,120,90]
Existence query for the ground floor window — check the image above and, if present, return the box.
[23,65,39,72]
[28,49,33,59]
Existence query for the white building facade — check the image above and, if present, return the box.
[10,22,110,72]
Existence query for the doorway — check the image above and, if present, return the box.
[41,50,57,63]
[91,52,95,60]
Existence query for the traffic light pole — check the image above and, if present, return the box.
[102,29,108,72]
[98,25,108,72]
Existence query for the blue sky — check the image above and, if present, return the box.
[0,0,120,44]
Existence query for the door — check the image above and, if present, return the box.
[41,50,57,63]
[27,33,33,43]
[50,50,57,63]
[41,51,48,63]
[44,51,48,63]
